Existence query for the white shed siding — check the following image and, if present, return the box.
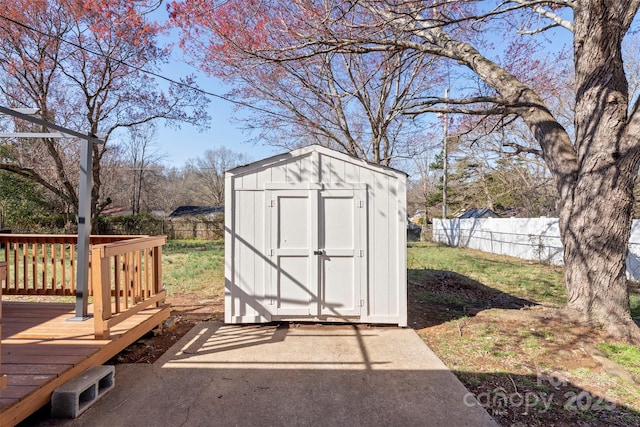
[271,162,287,182]
[373,172,391,317]
[363,170,405,323]
[345,161,359,183]
[396,175,408,323]
[225,145,407,326]
[233,189,268,321]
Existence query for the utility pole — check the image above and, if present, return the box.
[442,88,449,219]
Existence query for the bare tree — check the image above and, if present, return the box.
[451,119,558,217]
[323,1,640,340]
[123,123,164,214]
[186,147,249,206]
[148,166,190,214]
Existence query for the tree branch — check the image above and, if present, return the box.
[0,162,76,209]
[405,105,516,116]
[403,95,516,116]
[517,23,562,35]
[502,140,543,156]
[508,0,574,32]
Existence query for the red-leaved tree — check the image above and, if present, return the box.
[0,0,209,229]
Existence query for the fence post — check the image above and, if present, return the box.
[490,231,494,254]
[152,244,163,307]
[91,247,112,339]
[0,259,6,293]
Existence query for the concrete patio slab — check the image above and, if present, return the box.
[29,322,497,427]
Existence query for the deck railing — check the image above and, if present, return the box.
[0,234,166,339]
[0,260,6,389]
[0,234,140,295]
[91,236,166,339]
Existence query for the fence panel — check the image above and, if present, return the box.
[433,217,640,280]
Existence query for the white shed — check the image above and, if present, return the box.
[224,145,408,326]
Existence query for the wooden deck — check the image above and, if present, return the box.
[0,301,169,426]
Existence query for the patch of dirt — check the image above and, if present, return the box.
[113,271,640,426]
[407,271,537,329]
[112,315,196,364]
[112,293,223,364]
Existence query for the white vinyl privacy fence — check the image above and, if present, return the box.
[433,217,640,281]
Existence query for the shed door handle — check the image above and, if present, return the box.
[314,250,324,256]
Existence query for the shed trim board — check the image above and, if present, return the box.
[225,145,408,326]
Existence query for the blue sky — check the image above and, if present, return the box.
[148,7,279,168]
[152,58,279,168]
[152,64,278,167]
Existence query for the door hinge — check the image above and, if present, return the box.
[269,249,275,256]
[356,200,364,208]
[358,299,365,307]
[358,250,364,257]
[268,200,275,207]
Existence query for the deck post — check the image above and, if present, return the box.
[0,107,104,321]
[91,247,112,339]
[70,137,93,321]
[0,261,6,389]
[152,245,163,307]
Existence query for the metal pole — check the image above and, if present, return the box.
[0,106,103,321]
[442,88,449,219]
[69,136,93,320]
[0,106,100,140]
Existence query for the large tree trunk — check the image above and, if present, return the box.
[433,1,640,341]
[559,2,640,341]
[560,154,638,340]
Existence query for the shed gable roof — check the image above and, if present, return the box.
[226,144,408,178]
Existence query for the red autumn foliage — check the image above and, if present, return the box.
[0,0,209,224]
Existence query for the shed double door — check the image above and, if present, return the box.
[267,186,366,318]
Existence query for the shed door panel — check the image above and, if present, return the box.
[268,190,317,315]
[320,190,364,316]
[267,187,364,317]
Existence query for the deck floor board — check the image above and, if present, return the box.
[6,375,57,387]
[0,301,169,426]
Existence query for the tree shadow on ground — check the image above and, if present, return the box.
[458,370,640,427]
[408,269,538,329]
[407,269,640,426]
[18,370,640,427]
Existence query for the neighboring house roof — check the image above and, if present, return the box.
[168,206,224,218]
[458,208,500,219]
[101,206,133,216]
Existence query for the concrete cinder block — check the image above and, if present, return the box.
[51,365,115,418]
